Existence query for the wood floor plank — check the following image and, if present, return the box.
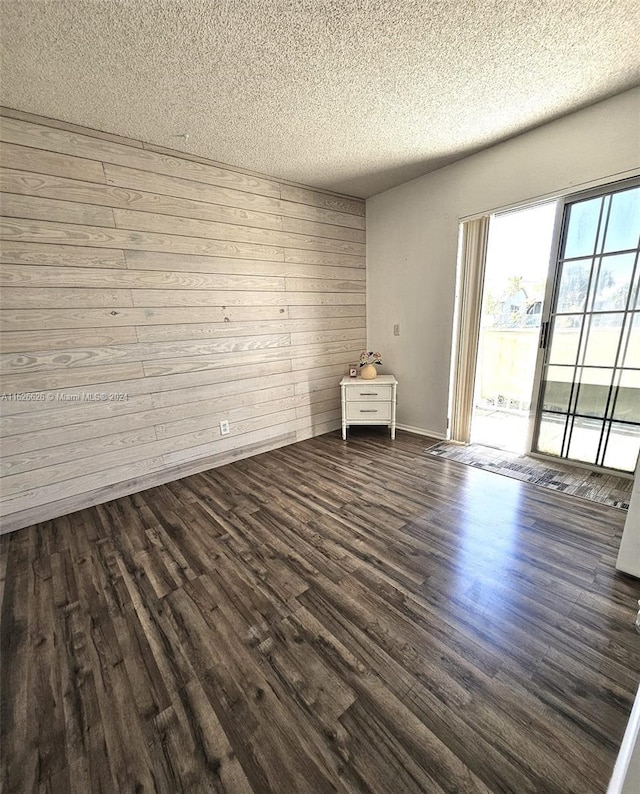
[26,540,68,785]
[0,531,32,793]
[1,429,638,793]
[152,680,255,793]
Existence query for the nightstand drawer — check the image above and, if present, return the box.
[346,401,392,421]
[344,385,392,401]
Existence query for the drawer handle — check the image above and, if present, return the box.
[359,392,378,396]
[359,409,378,413]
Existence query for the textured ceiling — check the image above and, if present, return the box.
[1,0,639,198]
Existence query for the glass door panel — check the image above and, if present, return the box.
[536,413,565,456]
[573,367,615,418]
[532,180,640,473]
[582,313,625,367]
[591,253,636,311]
[603,424,640,471]
[613,371,640,423]
[567,420,603,464]
[623,314,640,367]
[548,316,583,365]
[470,202,557,452]
[603,189,640,252]
[563,198,603,258]
[556,259,592,312]
[540,365,574,413]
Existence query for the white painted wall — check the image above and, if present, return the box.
[366,87,640,437]
[617,472,640,578]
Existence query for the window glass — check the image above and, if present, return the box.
[583,313,624,367]
[536,412,566,456]
[602,187,640,253]
[602,423,640,472]
[563,198,602,259]
[591,253,636,312]
[556,259,592,313]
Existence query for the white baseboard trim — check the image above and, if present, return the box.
[608,684,640,793]
[396,424,446,441]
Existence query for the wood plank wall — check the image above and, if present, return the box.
[0,108,366,533]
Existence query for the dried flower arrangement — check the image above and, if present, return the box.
[359,351,382,367]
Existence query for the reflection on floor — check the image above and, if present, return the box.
[472,408,640,473]
[427,440,633,509]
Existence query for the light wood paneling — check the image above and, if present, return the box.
[0,240,127,268]
[289,304,366,318]
[0,387,155,442]
[124,250,365,278]
[1,426,159,477]
[0,141,107,183]
[281,184,366,216]
[285,276,365,293]
[0,217,287,261]
[103,162,366,229]
[1,286,134,308]
[1,192,116,227]
[141,340,364,378]
[1,106,145,147]
[0,334,293,374]
[290,327,366,345]
[0,109,365,529]
[283,248,365,267]
[0,326,138,353]
[1,417,263,496]
[0,365,347,440]
[1,384,295,456]
[136,316,366,343]
[0,305,289,331]
[0,264,286,292]
[147,364,346,407]
[129,289,364,308]
[112,208,366,255]
[0,362,299,418]
[1,362,145,393]
[281,214,366,243]
[0,117,281,198]
[0,167,285,230]
[0,394,155,432]
[155,395,299,440]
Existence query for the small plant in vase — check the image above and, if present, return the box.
[359,351,382,380]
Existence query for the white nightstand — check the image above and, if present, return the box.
[340,375,398,440]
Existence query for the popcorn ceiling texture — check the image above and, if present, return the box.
[1,0,639,197]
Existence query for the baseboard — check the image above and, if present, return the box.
[0,430,301,535]
[608,684,640,793]
[1,421,438,534]
[396,424,446,441]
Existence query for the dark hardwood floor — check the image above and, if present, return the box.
[1,429,639,793]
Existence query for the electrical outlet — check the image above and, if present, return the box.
[393,323,400,336]
[219,420,230,435]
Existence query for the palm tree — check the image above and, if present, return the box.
[506,275,527,298]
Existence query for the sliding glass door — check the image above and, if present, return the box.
[532,179,640,473]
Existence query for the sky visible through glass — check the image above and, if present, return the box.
[484,201,558,298]
[472,200,557,452]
